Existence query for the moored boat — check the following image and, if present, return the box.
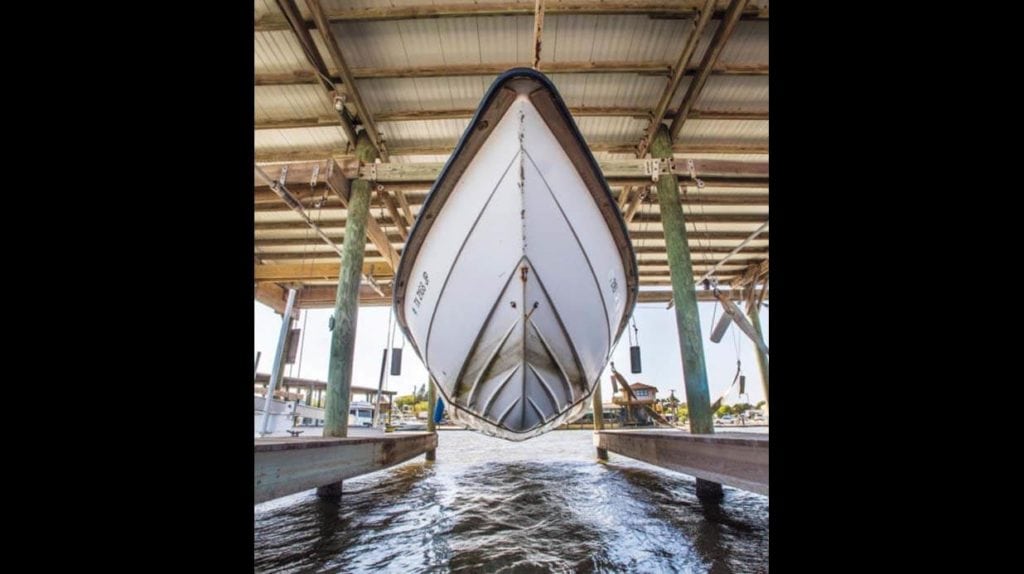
[394,68,638,441]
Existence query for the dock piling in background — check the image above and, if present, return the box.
[259,288,297,436]
[746,290,769,414]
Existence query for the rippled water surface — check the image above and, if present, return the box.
[254,430,768,573]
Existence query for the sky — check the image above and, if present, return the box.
[254,296,768,407]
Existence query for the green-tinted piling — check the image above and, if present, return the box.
[650,125,721,499]
[425,378,437,461]
[323,132,378,439]
[318,133,378,499]
[592,381,608,460]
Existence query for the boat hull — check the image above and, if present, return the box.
[394,69,638,440]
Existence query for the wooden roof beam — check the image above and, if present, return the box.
[623,186,650,223]
[256,107,768,128]
[731,259,770,288]
[273,0,358,146]
[376,186,409,240]
[255,230,767,247]
[284,285,758,309]
[669,0,750,142]
[254,157,768,184]
[253,212,766,231]
[256,143,769,163]
[638,0,715,157]
[255,189,768,209]
[254,165,344,258]
[324,160,401,271]
[256,262,750,284]
[255,1,769,30]
[303,0,389,161]
[254,62,767,84]
[532,0,546,69]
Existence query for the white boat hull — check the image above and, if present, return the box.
[394,70,638,440]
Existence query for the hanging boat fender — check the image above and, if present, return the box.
[433,397,445,424]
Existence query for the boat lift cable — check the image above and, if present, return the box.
[666,221,769,310]
[255,165,384,297]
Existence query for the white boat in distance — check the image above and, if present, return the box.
[394,69,639,441]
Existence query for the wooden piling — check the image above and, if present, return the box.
[318,132,378,498]
[592,381,608,460]
[748,300,769,413]
[323,131,378,439]
[650,125,721,499]
[425,378,437,461]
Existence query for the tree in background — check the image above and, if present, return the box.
[732,403,754,415]
[676,403,689,422]
[395,394,417,411]
[414,400,429,414]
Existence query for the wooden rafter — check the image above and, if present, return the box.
[623,186,649,223]
[376,186,409,240]
[638,0,715,157]
[254,62,767,84]
[324,160,401,271]
[256,262,752,284]
[255,107,768,129]
[273,0,358,146]
[254,165,341,255]
[254,157,766,185]
[255,189,769,210]
[255,141,768,162]
[532,0,546,69]
[669,0,750,142]
[276,284,760,309]
[255,1,769,31]
[253,211,765,229]
[303,0,388,161]
[255,231,768,248]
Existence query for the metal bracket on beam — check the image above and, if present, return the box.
[310,164,320,188]
[277,165,288,189]
[365,163,377,182]
[643,158,675,182]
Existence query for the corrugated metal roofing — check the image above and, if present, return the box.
[253,1,769,293]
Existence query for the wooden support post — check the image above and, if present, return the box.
[747,284,769,414]
[259,289,297,436]
[650,125,721,499]
[592,381,608,460]
[274,317,297,388]
[317,133,376,498]
[323,132,378,443]
[425,378,437,461]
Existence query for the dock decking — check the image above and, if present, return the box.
[254,432,437,504]
[595,430,768,496]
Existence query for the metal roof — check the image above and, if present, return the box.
[254,0,769,310]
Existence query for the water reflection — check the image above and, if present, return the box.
[255,430,768,573]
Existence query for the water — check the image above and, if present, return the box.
[254,430,768,573]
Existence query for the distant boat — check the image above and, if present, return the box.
[394,69,638,441]
[392,418,428,432]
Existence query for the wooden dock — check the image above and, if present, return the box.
[595,430,768,496]
[254,432,437,504]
